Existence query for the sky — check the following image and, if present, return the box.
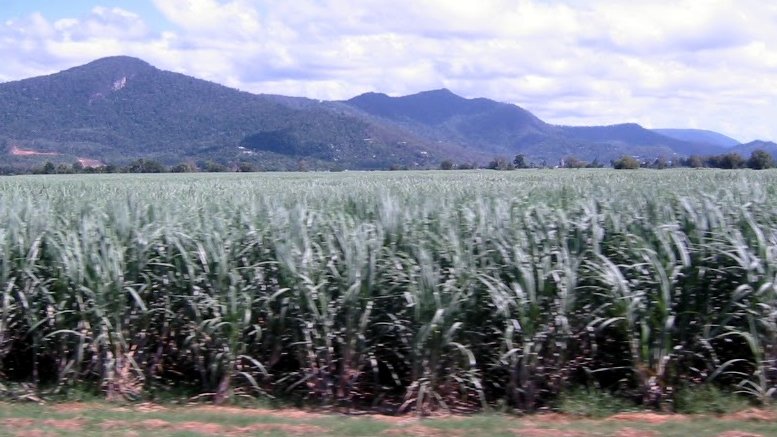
[1,0,776,142]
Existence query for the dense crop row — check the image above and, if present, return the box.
[1,170,776,412]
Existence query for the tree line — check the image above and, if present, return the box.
[1,149,774,176]
[439,150,775,170]
[0,158,347,175]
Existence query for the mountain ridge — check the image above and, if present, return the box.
[652,128,740,148]
[0,56,770,170]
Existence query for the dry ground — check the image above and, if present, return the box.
[0,404,776,437]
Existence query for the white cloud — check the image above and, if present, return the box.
[1,0,777,142]
[152,0,260,36]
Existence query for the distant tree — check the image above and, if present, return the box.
[458,162,476,170]
[55,164,73,174]
[297,160,309,172]
[171,163,192,173]
[128,158,166,173]
[653,155,668,170]
[238,162,257,172]
[203,161,229,172]
[588,157,604,168]
[488,156,514,170]
[748,149,774,170]
[613,155,640,170]
[718,152,746,169]
[440,159,455,170]
[329,164,345,172]
[42,162,56,174]
[513,154,528,169]
[687,155,704,168]
[564,156,587,169]
[72,161,84,173]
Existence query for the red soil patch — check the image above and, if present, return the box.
[78,158,104,168]
[138,419,171,428]
[715,433,765,437]
[134,403,168,413]
[381,426,460,437]
[177,422,226,435]
[101,420,225,434]
[239,424,328,435]
[100,420,131,430]
[13,431,56,437]
[723,409,777,422]
[190,406,326,420]
[519,413,576,427]
[41,418,86,431]
[100,419,326,436]
[9,146,102,167]
[1,419,37,428]
[369,415,422,425]
[9,147,58,156]
[607,413,688,424]
[512,429,589,437]
[613,428,658,437]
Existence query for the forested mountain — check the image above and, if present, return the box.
[731,140,777,156]
[0,57,479,170]
[653,128,740,148]
[0,56,771,170]
[339,90,754,164]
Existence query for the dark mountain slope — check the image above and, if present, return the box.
[653,128,740,148]
[341,91,732,162]
[0,57,479,169]
[559,124,726,156]
[343,89,555,157]
[731,140,777,156]
[2,57,771,170]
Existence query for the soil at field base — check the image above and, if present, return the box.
[100,419,326,435]
[189,405,328,420]
[41,418,87,430]
[714,433,766,437]
[0,419,37,428]
[607,412,689,423]
[613,429,659,437]
[510,428,589,436]
[722,409,777,421]
[381,425,461,437]
[3,404,775,437]
[12,431,57,437]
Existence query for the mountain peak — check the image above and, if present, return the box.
[83,56,153,69]
[48,56,156,84]
[419,88,457,96]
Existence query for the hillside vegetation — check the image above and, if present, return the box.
[1,56,774,170]
[0,57,468,170]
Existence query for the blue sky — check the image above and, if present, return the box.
[1,0,776,142]
[1,0,171,29]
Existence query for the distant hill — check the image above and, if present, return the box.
[0,57,478,170]
[341,91,734,163]
[1,56,773,170]
[343,89,555,157]
[559,124,727,157]
[653,129,740,148]
[731,140,777,156]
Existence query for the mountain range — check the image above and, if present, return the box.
[1,56,774,170]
